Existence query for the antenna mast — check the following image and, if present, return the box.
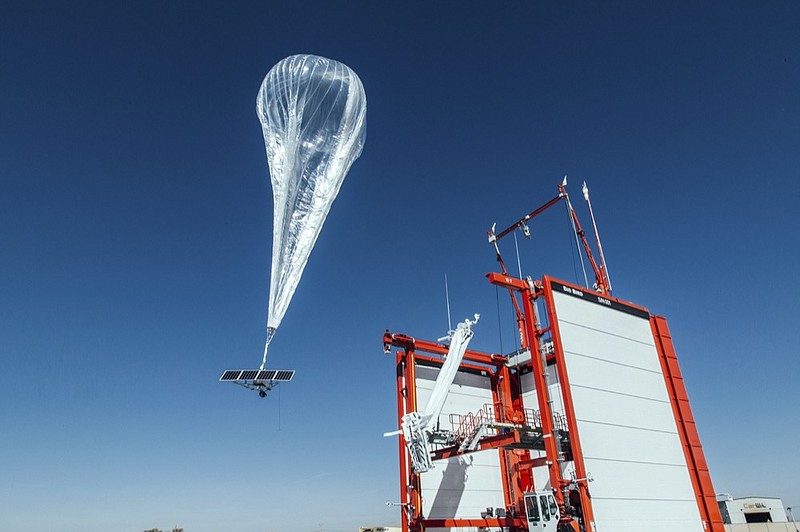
[444,274,453,332]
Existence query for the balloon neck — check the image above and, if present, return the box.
[261,327,278,371]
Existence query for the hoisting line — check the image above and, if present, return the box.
[513,231,523,279]
[561,181,590,289]
[583,181,612,294]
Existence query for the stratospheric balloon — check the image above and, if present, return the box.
[256,54,367,365]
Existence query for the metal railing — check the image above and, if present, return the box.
[448,403,569,450]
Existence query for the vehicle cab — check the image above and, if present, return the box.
[524,491,561,531]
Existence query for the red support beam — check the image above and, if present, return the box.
[422,517,527,528]
[488,271,566,509]
[541,276,598,529]
[412,353,497,376]
[651,316,725,532]
[396,349,423,532]
[431,431,526,460]
[491,193,563,241]
[383,331,505,367]
[493,368,518,514]
[557,181,610,294]
[487,271,530,291]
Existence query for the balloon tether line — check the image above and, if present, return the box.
[260,327,276,370]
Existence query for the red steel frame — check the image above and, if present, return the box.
[386,274,723,532]
[386,182,720,531]
[385,273,577,532]
[486,273,567,508]
[387,333,530,531]
[538,276,598,531]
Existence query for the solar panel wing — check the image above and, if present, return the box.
[220,370,242,381]
[257,370,276,381]
[240,370,259,380]
[220,369,294,382]
[275,370,295,381]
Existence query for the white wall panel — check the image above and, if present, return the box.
[552,289,656,343]
[556,320,662,372]
[565,350,669,401]
[519,368,565,416]
[568,386,677,432]
[415,364,505,521]
[585,459,697,500]
[576,422,688,465]
[583,499,707,532]
[552,288,703,532]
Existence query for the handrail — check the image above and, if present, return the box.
[450,403,569,446]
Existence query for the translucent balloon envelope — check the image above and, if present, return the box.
[257,54,367,362]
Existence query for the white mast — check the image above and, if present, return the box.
[582,181,612,294]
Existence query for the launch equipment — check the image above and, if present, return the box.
[384,180,724,532]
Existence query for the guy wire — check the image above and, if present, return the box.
[513,231,523,278]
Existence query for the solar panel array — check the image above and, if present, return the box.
[219,369,295,382]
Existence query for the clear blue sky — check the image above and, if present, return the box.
[2,2,798,531]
